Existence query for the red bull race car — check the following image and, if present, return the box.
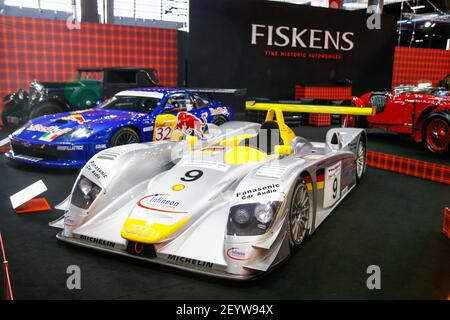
[6,88,240,168]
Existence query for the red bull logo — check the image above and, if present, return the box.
[175,112,208,138]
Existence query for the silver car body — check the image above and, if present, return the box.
[54,111,366,280]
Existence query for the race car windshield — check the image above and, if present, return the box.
[99,96,161,113]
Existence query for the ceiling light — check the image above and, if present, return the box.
[424,21,432,27]
[410,5,426,10]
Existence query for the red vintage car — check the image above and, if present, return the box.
[342,85,450,155]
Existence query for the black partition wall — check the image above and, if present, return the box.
[187,0,397,103]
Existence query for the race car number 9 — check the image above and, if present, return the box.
[323,161,342,208]
[181,170,203,182]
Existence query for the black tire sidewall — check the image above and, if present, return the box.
[110,127,140,147]
[212,115,228,126]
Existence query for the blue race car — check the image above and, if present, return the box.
[6,88,236,168]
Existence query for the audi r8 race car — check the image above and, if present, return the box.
[5,88,236,168]
[52,108,367,280]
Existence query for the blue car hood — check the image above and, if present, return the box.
[12,109,147,143]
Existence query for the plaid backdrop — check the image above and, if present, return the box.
[295,85,352,100]
[367,150,450,185]
[392,46,450,88]
[0,15,178,116]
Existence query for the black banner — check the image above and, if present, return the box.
[188,0,397,108]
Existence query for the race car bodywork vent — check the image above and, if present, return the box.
[96,144,148,161]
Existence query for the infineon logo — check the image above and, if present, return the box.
[138,194,187,214]
[226,247,249,261]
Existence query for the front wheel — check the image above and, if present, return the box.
[288,178,311,246]
[423,114,450,155]
[110,127,140,147]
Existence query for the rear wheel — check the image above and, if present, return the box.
[288,178,311,246]
[212,115,228,126]
[423,114,449,155]
[29,102,64,119]
[356,136,367,183]
[110,127,140,147]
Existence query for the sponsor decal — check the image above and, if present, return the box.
[226,247,249,261]
[79,235,115,248]
[236,183,280,200]
[57,145,84,151]
[138,194,187,214]
[167,254,214,269]
[175,112,208,138]
[85,160,108,181]
[28,124,72,136]
[61,114,85,124]
[94,144,107,150]
[39,132,59,142]
[143,126,154,132]
[209,107,229,116]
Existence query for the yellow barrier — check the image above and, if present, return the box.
[246,101,374,116]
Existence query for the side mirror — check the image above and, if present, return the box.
[95,100,104,106]
[274,145,291,155]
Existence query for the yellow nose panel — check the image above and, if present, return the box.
[121,217,190,244]
[224,146,267,165]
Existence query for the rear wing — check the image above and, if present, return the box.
[246,99,374,116]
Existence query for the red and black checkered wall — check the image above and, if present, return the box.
[392,46,450,88]
[0,15,178,115]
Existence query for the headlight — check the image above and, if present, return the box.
[233,208,251,226]
[59,127,93,141]
[71,175,102,209]
[254,204,274,224]
[227,202,280,236]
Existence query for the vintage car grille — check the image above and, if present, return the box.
[11,143,58,161]
[370,94,387,113]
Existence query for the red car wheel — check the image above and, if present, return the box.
[424,116,449,154]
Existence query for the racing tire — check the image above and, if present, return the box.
[288,177,311,247]
[212,115,228,126]
[110,127,140,147]
[422,113,450,155]
[355,136,367,183]
[1,100,26,131]
[29,102,65,119]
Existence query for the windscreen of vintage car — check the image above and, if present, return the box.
[98,95,162,113]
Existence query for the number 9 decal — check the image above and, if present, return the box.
[181,170,203,182]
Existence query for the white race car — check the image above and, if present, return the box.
[52,109,367,280]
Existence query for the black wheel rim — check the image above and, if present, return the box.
[114,132,138,146]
